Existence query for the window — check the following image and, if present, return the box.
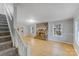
[53,24,62,36]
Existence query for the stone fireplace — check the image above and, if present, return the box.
[35,23,48,40]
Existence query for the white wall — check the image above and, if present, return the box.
[24,25,30,36]
[30,24,36,37]
[13,4,30,55]
[73,6,79,55]
[16,4,31,36]
[74,18,79,55]
[48,19,73,44]
[0,4,5,14]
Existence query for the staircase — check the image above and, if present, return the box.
[0,14,18,56]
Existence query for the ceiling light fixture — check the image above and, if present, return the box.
[29,19,35,23]
[26,19,36,24]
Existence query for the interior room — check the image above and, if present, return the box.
[0,3,79,56]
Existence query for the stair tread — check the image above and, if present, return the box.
[0,31,10,33]
[0,35,10,38]
[0,47,18,56]
[0,41,12,45]
[0,47,15,53]
[0,41,12,52]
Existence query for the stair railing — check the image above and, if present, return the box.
[15,28,31,56]
[3,4,15,46]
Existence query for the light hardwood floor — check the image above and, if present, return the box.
[22,36,77,56]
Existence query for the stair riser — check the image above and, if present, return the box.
[0,18,7,22]
[0,15,6,21]
[0,18,6,21]
[0,20,7,22]
[0,25,8,27]
[0,22,8,24]
[0,37,11,43]
[0,27,9,29]
[0,42,12,51]
[0,14,6,18]
[0,21,7,24]
[0,19,7,22]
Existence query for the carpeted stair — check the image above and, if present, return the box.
[0,14,18,56]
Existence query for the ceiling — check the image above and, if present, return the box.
[16,3,79,24]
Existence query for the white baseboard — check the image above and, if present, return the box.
[48,39,73,45]
[73,44,79,56]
